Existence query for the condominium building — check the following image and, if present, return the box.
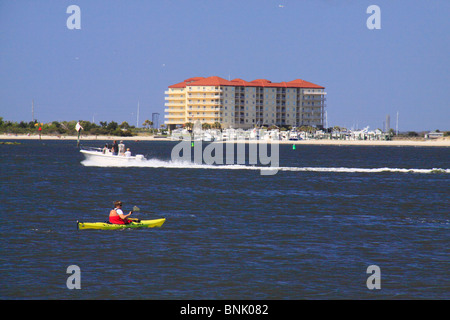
[164,76,326,130]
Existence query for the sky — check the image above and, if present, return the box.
[0,0,449,131]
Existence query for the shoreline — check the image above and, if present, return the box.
[1,134,449,147]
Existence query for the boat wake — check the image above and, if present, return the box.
[81,158,449,174]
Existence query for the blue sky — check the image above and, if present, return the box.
[0,0,448,131]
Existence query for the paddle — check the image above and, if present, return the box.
[128,206,141,223]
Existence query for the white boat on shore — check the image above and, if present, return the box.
[80,147,146,162]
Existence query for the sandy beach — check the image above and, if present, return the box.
[1,133,449,147]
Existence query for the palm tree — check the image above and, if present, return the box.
[142,119,153,129]
[184,122,194,130]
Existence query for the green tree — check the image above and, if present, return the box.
[143,119,153,129]
[106,121,118,132]
[119,121,130,129]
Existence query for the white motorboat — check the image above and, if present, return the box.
[80,147,146,162]
[288,131,300,140]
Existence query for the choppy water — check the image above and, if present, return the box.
[1,140,449,299]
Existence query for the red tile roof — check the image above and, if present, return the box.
[168,76,324,89]
[184,76,233,87]
[287,79,324,88]
[230,78,251,86]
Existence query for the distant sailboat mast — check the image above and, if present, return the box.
[396,111,399,136]
[137,101,140,128]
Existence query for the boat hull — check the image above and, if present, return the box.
[80,149,145,162]
[77,218,166,230]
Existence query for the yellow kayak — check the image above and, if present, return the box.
[77,218,166,230]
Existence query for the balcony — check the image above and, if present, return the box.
[188,101,223,107]
[188,94,223,99]
[302,90,327,95]
[188,87,224,93]
[165,96,185,100]
[164,114,185,119]
[165,110,185,115]
[165,102,185,106]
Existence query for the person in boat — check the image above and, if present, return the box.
[102,144,109,154]
[109,200,133,224]
[111,140,119,155]
[125,148,131,157]
[118,140,125,156]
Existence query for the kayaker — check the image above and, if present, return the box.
[109,200,133,224]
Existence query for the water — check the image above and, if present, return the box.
[1,140,449,299]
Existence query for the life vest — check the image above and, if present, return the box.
[109,208,131,224]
